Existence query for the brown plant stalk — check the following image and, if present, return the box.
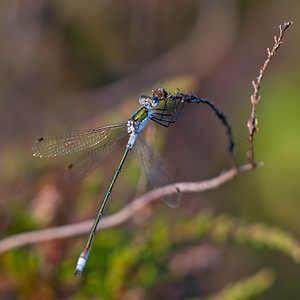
[0,163,260,254]
[247,22,293,165]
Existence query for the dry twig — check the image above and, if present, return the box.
[0,163,260,254]
[247,22,293,165]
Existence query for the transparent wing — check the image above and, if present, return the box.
[136,136,180,208]
[32,124,127,158]
[65,130,128,183]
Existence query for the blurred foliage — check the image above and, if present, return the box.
[2,210,300,299]
[193,268,275,300]
[1,0,300,299]
[253,71,300,228]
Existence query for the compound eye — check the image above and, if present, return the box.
[139,95,148,105]
[151,97,159,107]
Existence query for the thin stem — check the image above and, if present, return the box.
[0,163,261,254]
[247,22,293,165]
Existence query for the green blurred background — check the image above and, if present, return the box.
[0,0,300,299]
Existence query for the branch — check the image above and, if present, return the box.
[0,163,261,254]
[247,22,293,165]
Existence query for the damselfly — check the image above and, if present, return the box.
[32,88,234,277]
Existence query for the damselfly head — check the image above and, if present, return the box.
[139,95,159,108]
